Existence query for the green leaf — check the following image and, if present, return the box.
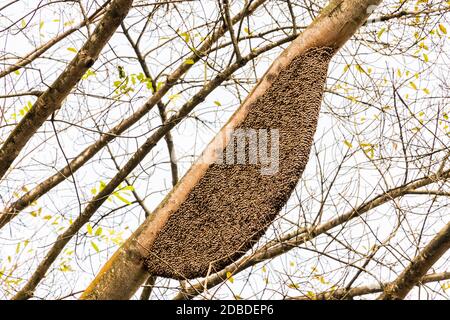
[82,69,96,80]
[377,27,386,39]
[118,66,126,79]
[214,100,221,106]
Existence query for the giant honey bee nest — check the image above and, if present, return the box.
[144,47,334,279]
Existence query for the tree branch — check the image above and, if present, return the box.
[378,220,450,300]
[289,271,450,300]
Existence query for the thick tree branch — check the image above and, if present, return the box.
[82,0,384,300]
[289,271,450,300]
[0,0,268,230]
[378,220,450,300]
[11,35,290,301]
[0,0,134,181]
[173,167,450,300]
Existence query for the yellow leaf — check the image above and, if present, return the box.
[423,53,429,62]
[344,140,353,148]
[423,88,430,95]
[439,24,447,35]
[410,82,418,90]
[95,227,103,236]
[226,271,234,283]
[87,223,93,235]
[59,264,72,272]
[168,93,180,101]
[67,47,77,53]
[91,241,100,253]
[355,64,364,73]
[377,27,386,39]
[113,193,131,205]
[184,58,195,65]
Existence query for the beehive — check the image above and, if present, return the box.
[144,47,334,279]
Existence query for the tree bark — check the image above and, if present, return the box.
[0,0,134,181]
[81,0,382,300]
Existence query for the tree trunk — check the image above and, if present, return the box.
[81,0,382,300]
